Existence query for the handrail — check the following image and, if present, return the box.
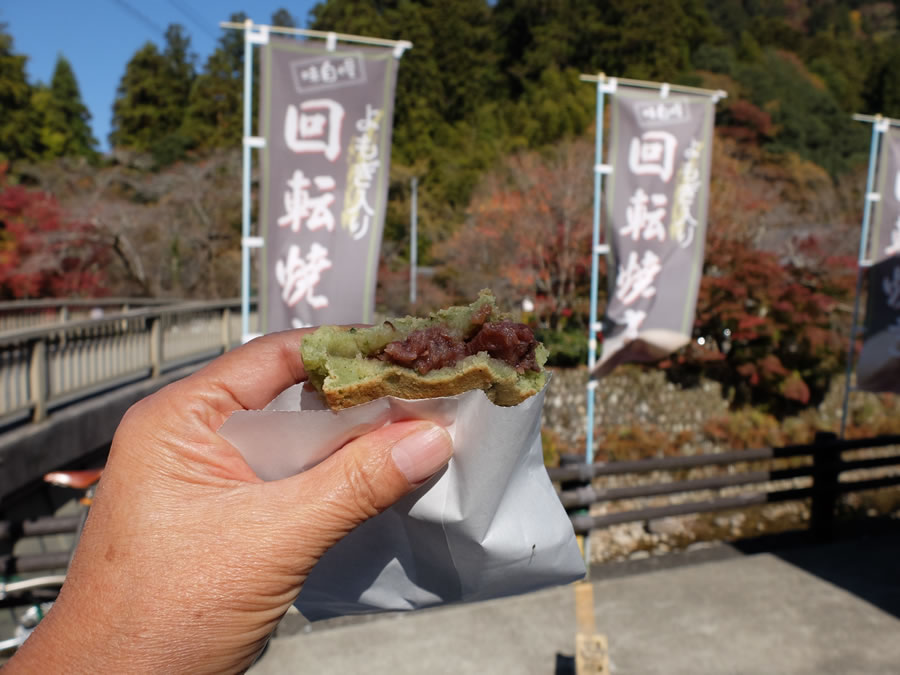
[0,299,247,346]
[0,299,258,426]
[553,433,900,537]
[0,297,258,336]
[547,434,900,482]
[0,297,173,312]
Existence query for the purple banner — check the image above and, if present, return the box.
[599,90,715,372]
[858,256,900,393]
[260,37,398,331]
[871,126,900,263]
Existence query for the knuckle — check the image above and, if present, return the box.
[340,455,382,520]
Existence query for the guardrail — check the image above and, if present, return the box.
[549,432,900,540]
[0,300,258,427]
[0,298,175,333]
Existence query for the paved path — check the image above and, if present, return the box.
[251,530,900,674]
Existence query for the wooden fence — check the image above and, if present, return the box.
[548,432,900,540]
[4,433,899,577]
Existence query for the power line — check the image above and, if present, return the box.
[106,0,167,38]
[164,0,219,42]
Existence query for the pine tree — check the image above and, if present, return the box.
[109,42,170,150]
[110,25,195,155]
[34,54,97,159]
[162,24,195,120]
[271,8,298,29]
[0,25,41,163]
[181,13,246,150]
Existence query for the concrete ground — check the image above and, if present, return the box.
[251,527,900,675]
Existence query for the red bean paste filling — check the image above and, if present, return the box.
[379,314,540,375]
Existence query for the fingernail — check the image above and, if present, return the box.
[391,425,453,485]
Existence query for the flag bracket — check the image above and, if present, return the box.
[246,23,269,45]
[393,41,412,58]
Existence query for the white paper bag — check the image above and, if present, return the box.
[218,381,585,621]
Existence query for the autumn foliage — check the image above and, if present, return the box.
[0,168,108,299]
[661,231,856,415]
[435,138,593,330]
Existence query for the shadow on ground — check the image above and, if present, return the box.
[734,516,900,620]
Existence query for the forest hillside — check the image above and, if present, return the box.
[1,1,899,425]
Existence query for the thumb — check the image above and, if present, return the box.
[285,420,453,556]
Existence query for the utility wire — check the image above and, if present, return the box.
[164,0,219,41]
[106,0,167,37]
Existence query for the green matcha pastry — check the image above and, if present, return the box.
[300,290,548,410]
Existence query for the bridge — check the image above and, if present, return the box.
[0,298,258,522]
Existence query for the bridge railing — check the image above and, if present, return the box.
[0,298,175,333]
[0,300,258,427]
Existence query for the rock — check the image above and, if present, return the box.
[647,517,686,536]
[685,541,717,553]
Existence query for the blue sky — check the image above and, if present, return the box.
[2,1,319,150]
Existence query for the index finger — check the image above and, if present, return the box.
[180,329,312,416]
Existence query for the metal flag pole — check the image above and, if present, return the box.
[238,20,268,343]
[581,73,615,571]
[410,176,418,306]
[839,114,888,438]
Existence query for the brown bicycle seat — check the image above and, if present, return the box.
[44,468,104,490]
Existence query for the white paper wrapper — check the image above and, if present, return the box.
[218,381,585,621]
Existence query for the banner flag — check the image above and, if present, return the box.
[259,37,398,331]
[871,127,900,263]
[859,127,900,392]
[857,256,900,392]
[598,90,715,373]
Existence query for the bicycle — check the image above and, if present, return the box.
[0,468,102,657]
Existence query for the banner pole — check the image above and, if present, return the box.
[410,176,418,306]
[840,116,885,437]
[584,74,611,572]
[240,20,254,342]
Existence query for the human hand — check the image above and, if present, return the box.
[8,330,453,674]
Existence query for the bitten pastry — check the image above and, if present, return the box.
[301,290,548,410]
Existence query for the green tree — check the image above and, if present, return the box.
[864,38,900,117]
[109,41,169,150]
[181,13,247,150]
[0,24,41,163]
[110,24,195,155]
[271,7,298,28]
[33,54,97,159]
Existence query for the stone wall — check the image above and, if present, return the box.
[542,366,900,456]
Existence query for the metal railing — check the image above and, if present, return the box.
[549,432,900,539]
[0,298,175,333]
[0,300,258,427]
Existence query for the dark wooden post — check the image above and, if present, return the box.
[810,431,839,541]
